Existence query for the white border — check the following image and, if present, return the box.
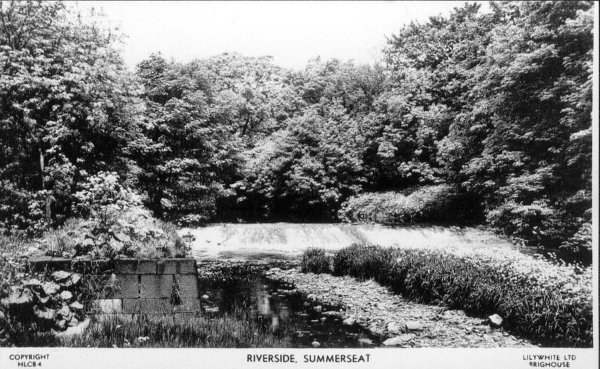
[0,2,598,369]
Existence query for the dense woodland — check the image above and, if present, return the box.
[0,1,594,257]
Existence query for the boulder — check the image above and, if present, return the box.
[42,281,60,295]
[405,321,424,331]
[23,279,42,287]
[383,334,415,346]
[33,306,56,322]
[58,305,71,320]
[59,291,73,301]
[342,318,356,326]
[70,301,84,310]
[1,289,33,309]
[387,322,404,334]
[55,318,90,338]
[51,271,72,282]
[488,314,503,327]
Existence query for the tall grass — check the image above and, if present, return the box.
[307,244,592,347]
[56,310,295,348]
[301,248,331,274]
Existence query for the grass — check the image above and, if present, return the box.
[62,311,292,348]
[305,244,593,347]
[20,307,297,348]
[301,248,331,274]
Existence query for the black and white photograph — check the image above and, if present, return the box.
[0,1,597,368]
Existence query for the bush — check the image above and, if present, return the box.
[338,185,465,224]
[329,244,593,347]
[300,248,331,274]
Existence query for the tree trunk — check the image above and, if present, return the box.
[39,148,51,224]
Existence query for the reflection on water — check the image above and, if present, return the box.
[198,272,379,348]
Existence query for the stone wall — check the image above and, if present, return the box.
[27,257,201,316]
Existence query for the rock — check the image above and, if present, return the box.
[56,319,67,330]
[369,325,384,336]
[488,314,503,327]
[322,311,340,317]
[343,318,356,326]
[51,271,72,282]
[311,341,320,348]
[314,305,322,312]
[70,301,84,310]
[204,307,219,314]
[43,281,60,295]
[31,289,50,305]
[387,322,404,335]
[23,278,42,287]
[358,338,374,345]
[59,291,73,301]
[68,317,79,327]
[405,321,424,331]
[33,306,56,322]
[383,334,415,346]
[1,289,33,309]
[55,318,90,338]
[70,274,82,286]
[58,305,71,319]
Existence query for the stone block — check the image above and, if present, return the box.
[113,274,139,299]
[173,297,201,313]
[123,299,171,314]
[156,259,177,274]
[50,257,72,271]
[140,275,173,298]
[137,259,157,274]
[114,259,138,274]
[177,259,197,274]
[95,299,122,314]
[27,256,53,273]
[175,275,198,298]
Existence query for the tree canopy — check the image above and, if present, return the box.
[0,1,593,257]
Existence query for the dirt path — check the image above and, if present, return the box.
[181,223,528,261]
[266,267,537,348]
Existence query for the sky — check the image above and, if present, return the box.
[75,1,489,71]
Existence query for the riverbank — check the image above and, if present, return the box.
[264,266,536,348]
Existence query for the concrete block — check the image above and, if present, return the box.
[156,259,177,274]
[175,275,199,297]
[50,257,72,271]
[123,299,172,314]
[113,274,139,298]
[95,299,122,313]
[140,275,173,298]
[114,259,137,274]
[27,256,54,273]
[137,259,156,274]
[122,298,139,313]
[173,297,201,313]
[177,259,197,274]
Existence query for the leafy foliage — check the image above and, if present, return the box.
[338,185,469,224]
[0,1,142,234]
[0,1,593,258]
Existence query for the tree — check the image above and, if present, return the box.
[134,54,242,224]
[0,1,142,234]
